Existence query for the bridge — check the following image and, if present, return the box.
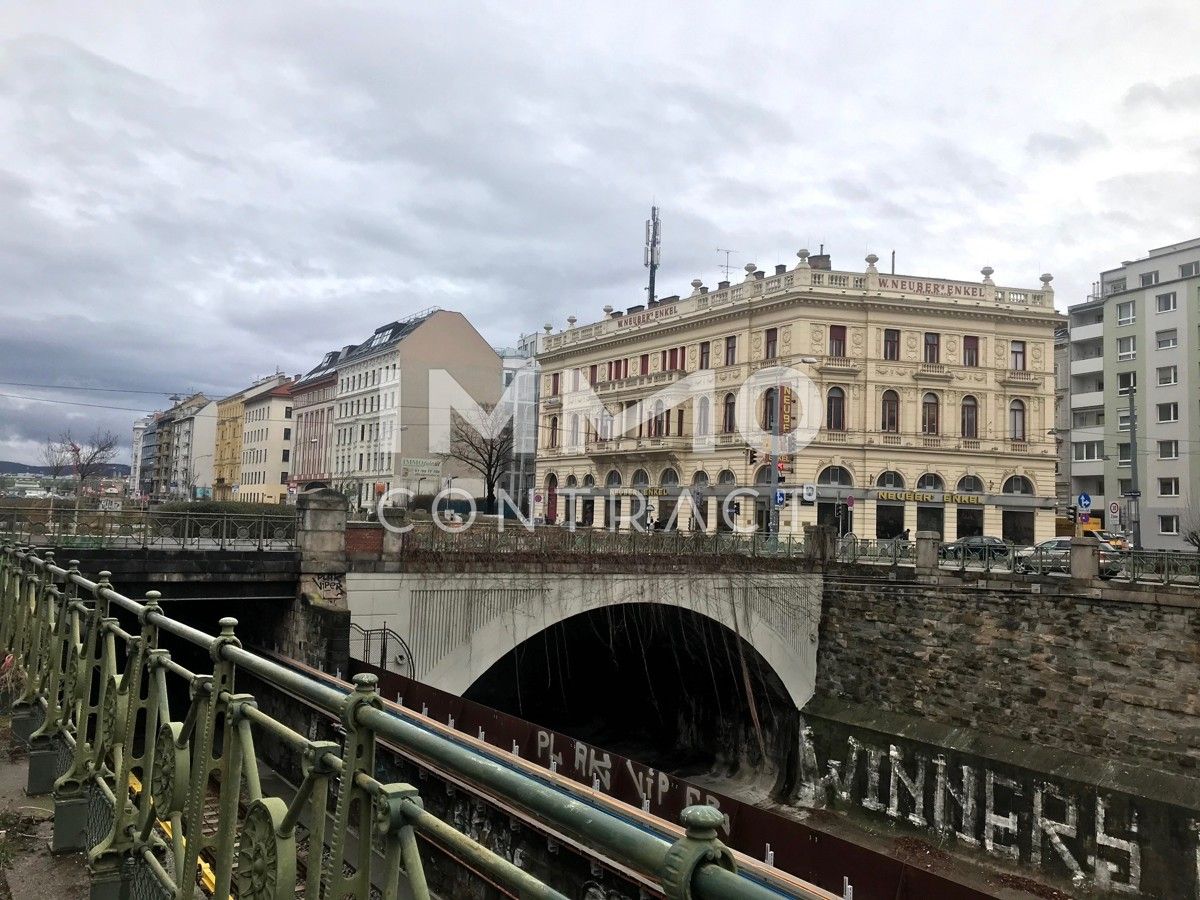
[4,490,1200,898]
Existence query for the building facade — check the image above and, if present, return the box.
[331,309,501,512]
[130,416,150,495]
[1053,327,1070,510]
[1066,237,1200,549]
[495,332,540,510]
[238,382,294,504]
[213,374,292,500]
[290,350,345,496]
[533,252,1063,543]
[138,416,159,499]
[150,394,216,500]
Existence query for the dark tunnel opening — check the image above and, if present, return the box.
[462,604,799,792]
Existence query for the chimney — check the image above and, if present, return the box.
[718,280,730,290]
[809,254,832,270]
[754,270,765,280]
[775,264,786,275]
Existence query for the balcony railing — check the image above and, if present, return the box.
[915,362,952,380]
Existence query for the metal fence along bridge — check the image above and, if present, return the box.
[0,542,831,900]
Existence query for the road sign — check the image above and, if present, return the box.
[533,492,543,503]
[1123,490,1141,498]
[1077,492,1092,509]
[845,495,855,508]
[801,484,816,503]
[775,489,786,507]
[1079,511,1091,524]
[1108,500,1120,517]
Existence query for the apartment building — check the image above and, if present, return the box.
[290,349,346,495]
[1067,237,1200,549]
[239,381,294,504]
[534,251,1063,543]
[151,394,216,499]
[130,416,151,494]
[213,374,292,500]
[331,309,501,511]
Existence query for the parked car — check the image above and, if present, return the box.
[1013,537,1124,577]
[939,535,1009,561]
[1096,530,1130,551]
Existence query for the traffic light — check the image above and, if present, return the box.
[1066,505,1077,524]
[776,459,787,484]
[748,448,758,465]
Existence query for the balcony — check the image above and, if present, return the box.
[1070,355,1104,375]
[1071,390,1105,409]
[543,395,562,409]
[585,434,693,456]
[999,369,1041,387]
[915,362,953,381]
[1072,458,1105,477]
[1070,322,1105,342]
[817,356,863,375]
[593,369,685,397]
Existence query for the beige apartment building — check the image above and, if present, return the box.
[533,251,1063,544]
[239,381,295,504]
[213,374,291,500]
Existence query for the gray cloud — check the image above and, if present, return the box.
[0,4,1198,463]
[1124,75,1200,109]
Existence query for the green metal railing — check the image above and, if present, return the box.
[0,507,296,550]
[0,542,802,900]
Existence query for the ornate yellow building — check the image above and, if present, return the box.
[213,374,291,501]
[533,252,1064,544]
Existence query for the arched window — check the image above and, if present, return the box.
[692,470,710,487]
[660,468,679,487]
[718,469,736,485]
[826,387,846,431]
[921,393,939,435]
[722,393,736,433]
[916,473,944,491]
[961,396,978,439]
[881,390,899,433]
[762,388,777,431]
[546,473,558,489]
[583,474,596,488]
[876,470,905,489]
[1003,475,1034,495]
[957,475,984,493]
[570,414,580,447]
[605,470,622,488]
[632,468,650,488]
[754,465,773,485]
[549,416,559,448]
[817,466,853,486]
[696,397,710,436]
[1009,399,1026,441]
[566,474,578,488]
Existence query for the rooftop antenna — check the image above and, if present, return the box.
[716,248,738,281]
[644,206,661,302]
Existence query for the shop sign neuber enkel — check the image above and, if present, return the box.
[876,491,985,505]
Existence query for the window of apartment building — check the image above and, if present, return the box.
[828,325,846,357]
[921,392,939,434]
[1009,399,1026,441]
[1156,292,1177,313]
[1117,336,1136,360]
[1158,365,1178,386]
[640,354,650,376]
[722,393,736,433]
[1117,371,1136,395]
[883,328,900,361]
[283,427,291,441]
[826,388,846,431]
[699,341,711,369]
[1156,329,1178,349]
[1160,515,1180,535]
[284,406,293,418]
[923,332,940,364]
[548,416,558,448]
[1159,477,1180,497]
[1159,439,1179,460]
[1118,478,1132,495]
[962,335,979,366]
[1107,278,1126,294]
[1140,271,1159,287]
[586,364,596,385]
[1117,443,1131,467]
[881,390,900,432]
[282,449,290,462]
[1116,301,1135,325]
[1009,340,1026,371]
[1180,261,1200,278]
[753,326,774,360]
[1072,441,1104,461]
[1118,410,1131,431]
[961,395,978,438]
[724,335,737,366]
[550,372,560,395]
[1158,402,1179,423]
[280,472,289,484]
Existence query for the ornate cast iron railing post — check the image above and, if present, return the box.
[327,672,384,898]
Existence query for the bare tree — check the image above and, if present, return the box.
[52,428,119,509]
[447,406,514,513]
[1182,503,1200,553]
[40,439,71,514]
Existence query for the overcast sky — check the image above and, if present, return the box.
[1,1,1198,464]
